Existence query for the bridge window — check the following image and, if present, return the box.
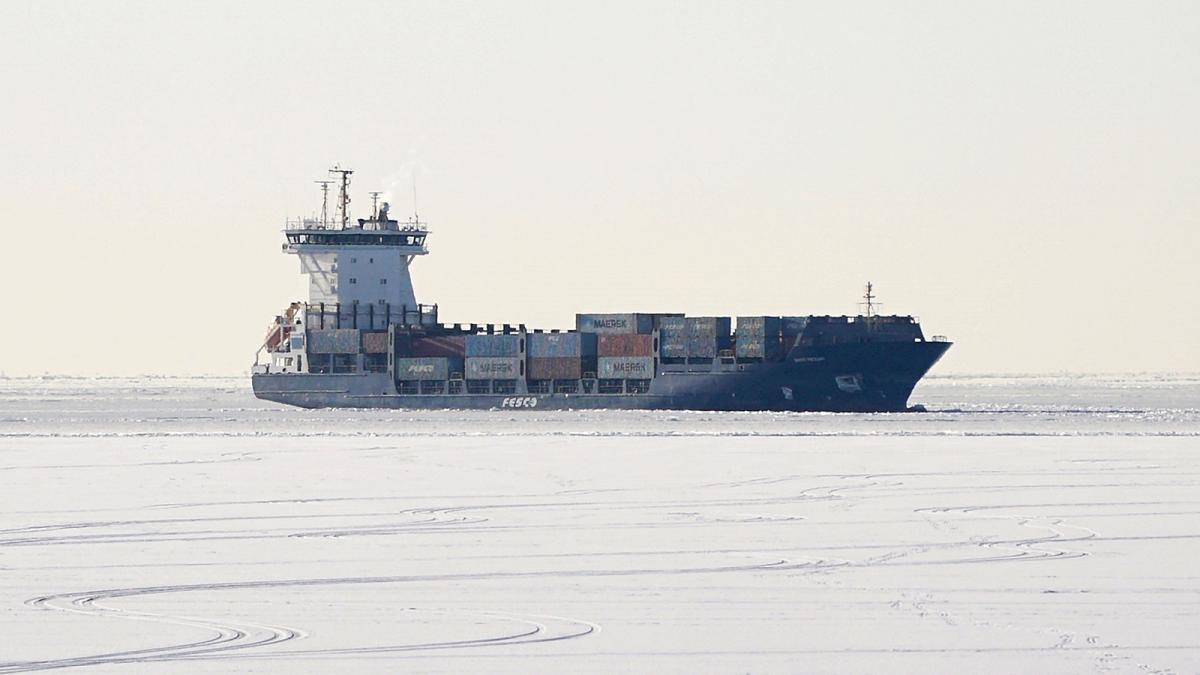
[380,278,387,284]
[349,278,357,285]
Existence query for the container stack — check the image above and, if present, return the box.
[527,332,597,380]
[657,316,688,359]
[597,334,655,379]
[684,317,732,360]
[465,334,524,380]
[735,316,782,360]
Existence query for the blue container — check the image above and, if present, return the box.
[575,313,654,335]
[657,316,687,333]
[686,334,732,358]
[736,316,781,336]
[685,316,731,337]
[465,334,523,357]
[660,337,688,358]
[528,332,597,358]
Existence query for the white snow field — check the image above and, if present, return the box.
[0,374,1197,673]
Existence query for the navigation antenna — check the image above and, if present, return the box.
[314,180,333,228]
[861,282,880,326]
[368,191,382,223]
[329,165,354,229]
[411,168,419,223]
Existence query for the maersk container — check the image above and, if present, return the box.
[465,334,523,357]
[394,357,460,381]
[597,334,654,357]
[736,316,781,336]
[576,313,654,335]
[526,356,587,380]
[685,316,731,336]
[465,356,522,379]
[528,332,597,358]
[411,335,467,358]
[361,331,389,354]
[598,356,655,378]
[307,329,360,354]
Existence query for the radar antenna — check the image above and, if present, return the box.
[411,168,419,223]
[329,165,354,229]
[314,180,333,228]
[861,282,881,323]
[368,191,383,223]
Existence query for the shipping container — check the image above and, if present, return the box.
[526,356,587,380]
[686,334,732,358]
[527,332,597,358]
[465,334,523,357]
[307,328,360,354]
[575,313,654,335]
[660,337,689,358]
[361,331,389,354]
[598,356,655,379]
[465,356,522,379]
[736,316,781,335]
[410,335,467,358]
[657,316,687,333]
[597,334,654,357]
[394,357,460,381]
[685,316,731,336]
[735,335,783,359]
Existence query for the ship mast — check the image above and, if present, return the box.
[861,281,881,331]
[369,191,382,223]
[330,165,353,229]
[314,180,332,228]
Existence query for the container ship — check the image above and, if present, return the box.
[251,168,951,411]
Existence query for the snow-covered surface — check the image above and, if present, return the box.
[0,374,1197,673]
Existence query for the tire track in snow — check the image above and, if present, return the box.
[2,559,812,671]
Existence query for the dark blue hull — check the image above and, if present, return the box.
[252,341,950,412]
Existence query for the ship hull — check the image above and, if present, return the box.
[252,341,950,412]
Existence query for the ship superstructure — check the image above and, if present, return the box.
[252,168,951,411]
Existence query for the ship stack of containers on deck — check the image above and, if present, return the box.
[657,316,688,360]
[577,313,664,379]
[735,316,782,360]
[597,334,655,378]
[465,334,524,380]
[685,317,732,361]
[527,332,596,380]
[389,329,466,381]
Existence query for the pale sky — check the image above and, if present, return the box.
[2,1,1197,376]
